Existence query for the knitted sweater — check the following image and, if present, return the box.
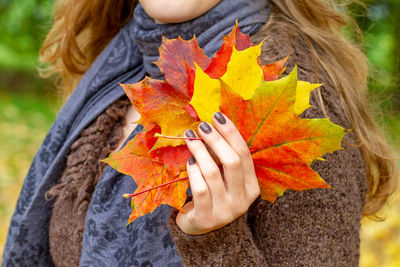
[48,7,368,267]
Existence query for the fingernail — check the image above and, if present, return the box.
[188,156,196,165]
[185,129,196,141]
[199,122,212,134]
[213,112,226,125]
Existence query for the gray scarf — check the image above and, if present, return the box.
[2,1,269,266]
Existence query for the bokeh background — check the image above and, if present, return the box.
[0,0,399,265]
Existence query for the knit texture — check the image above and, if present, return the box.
[167,7,368,267]
[46,98,130,266]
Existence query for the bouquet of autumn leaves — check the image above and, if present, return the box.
[103,22,347,224]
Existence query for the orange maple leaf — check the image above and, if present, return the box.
[103,124,190,223]
[103,21,344,224]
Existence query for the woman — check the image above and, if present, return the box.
[2,0,397,266]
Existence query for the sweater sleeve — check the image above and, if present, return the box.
[168,206,268,266]
[168,133,367,266]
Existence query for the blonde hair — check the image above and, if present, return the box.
[39,0,398,217]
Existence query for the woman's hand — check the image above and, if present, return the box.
[176,111,260,235]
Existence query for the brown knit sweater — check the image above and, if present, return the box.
[48,10,368,267]
[47,99,130,266]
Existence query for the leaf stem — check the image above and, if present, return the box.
[123,176,189,198]
[154,132,202,140]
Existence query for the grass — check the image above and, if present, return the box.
[0,90,57,258]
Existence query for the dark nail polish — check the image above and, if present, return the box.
[185,129,196,141]
[199,122,212,134]
[188,156,196,165]
[213,112,226,125]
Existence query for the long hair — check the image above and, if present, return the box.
[39,0,137,97]
[39,0,397,217]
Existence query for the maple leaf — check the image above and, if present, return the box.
[120,78,200,150]
[103,21,346,224]
[103,124,190,223]
[105,22,264,223]
[219,67,345,201]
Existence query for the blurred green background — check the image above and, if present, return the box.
[0,0,399,265]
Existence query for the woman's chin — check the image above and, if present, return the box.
[139,0,221,24]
